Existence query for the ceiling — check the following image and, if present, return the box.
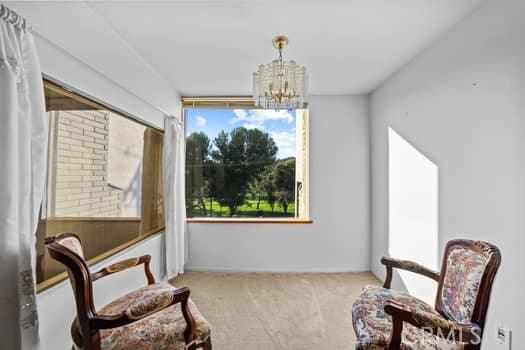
[7,1,483,97]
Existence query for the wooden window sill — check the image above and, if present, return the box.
[37,227,164,294]
[186,218,313,224]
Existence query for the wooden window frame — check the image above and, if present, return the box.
[182,97,310,223]
[38,77,165,293]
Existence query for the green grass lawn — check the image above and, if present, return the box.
[188,199,295,218]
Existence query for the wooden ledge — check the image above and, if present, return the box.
[187,218,313,224]
[37,227,164,293]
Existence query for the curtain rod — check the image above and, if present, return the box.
[0,4,28,31]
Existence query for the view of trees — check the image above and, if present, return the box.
[186,126,296,217]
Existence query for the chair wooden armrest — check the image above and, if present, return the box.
[381,256,440,288]
[92,255,155,285]
[90,287,197,344]
[384,300,480,350]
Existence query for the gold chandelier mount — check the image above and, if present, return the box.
[272,35,288,51]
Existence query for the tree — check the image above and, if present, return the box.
[185,132,211,216]
[247,174,265,210]
[260,168,277,213]
[209,127,277,216]
[248,166,276,213]
[268,157,296,215]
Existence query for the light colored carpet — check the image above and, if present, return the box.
[170,272,380,350]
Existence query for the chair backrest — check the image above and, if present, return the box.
[45,232,97,348]
[435,240,501,331]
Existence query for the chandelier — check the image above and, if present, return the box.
[253,35,308,109]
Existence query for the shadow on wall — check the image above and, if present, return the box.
[388,127,439,305]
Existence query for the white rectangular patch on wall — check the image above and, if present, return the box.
[388,127,439,305]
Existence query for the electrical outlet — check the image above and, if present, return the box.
[496,323,511,349]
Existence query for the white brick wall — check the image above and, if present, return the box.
[52,110,122,217]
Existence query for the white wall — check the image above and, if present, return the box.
[5,1,181,125]
[35,36,167,128]
[370,0,525,348]
[388,128,439,306]
[187,95,371,272]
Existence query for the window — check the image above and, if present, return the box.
[37,80,165,291]
[183,98,309,220]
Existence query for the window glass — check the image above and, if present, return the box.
[36,81,164,288]
[185,107,309,219]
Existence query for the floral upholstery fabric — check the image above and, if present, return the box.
[352,285,464,350]
[124,290,175,320]
[105,257,140,273]
[441,247,487,323]
[97,282,211,350]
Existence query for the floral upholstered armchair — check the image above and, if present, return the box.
[352,240,501,350]
[45,232,212,350]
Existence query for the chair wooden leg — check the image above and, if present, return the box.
[388,317,402,350]
[203,337,212,350]
[188,337,212,350]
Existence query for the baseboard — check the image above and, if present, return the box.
[184,266,370,273]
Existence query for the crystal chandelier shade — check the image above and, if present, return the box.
[253,36,308,109]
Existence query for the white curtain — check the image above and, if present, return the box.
[163,115,187,279]
[0,5,47,350]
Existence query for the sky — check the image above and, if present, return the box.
[185,108,296,159]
